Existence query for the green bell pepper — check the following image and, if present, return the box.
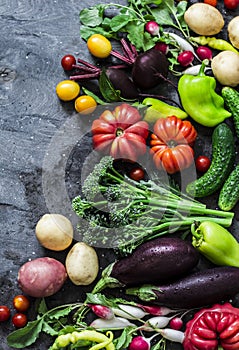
[191,221,239,267]
[178,62,231,127]
[142,97,188,123]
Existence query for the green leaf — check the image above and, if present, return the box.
[42,321,59,336]
[47,305,74,320]
[176,1,187,20]
[110,14,132,32]
[114,326,136,349]
[38,298,48,315]
[82,87,107,105]
[80,5,106,27]
[80,25,114,41]
[7,318,44,348]
[99,69,122,102]
[151,7,173,27]
[126,21,156,51]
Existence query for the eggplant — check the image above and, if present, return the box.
[127,266,239,309]
[92,237,199,293]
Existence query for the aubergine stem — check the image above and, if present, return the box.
[91,263,124,294]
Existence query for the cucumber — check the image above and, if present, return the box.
[218,164,239,211]
[222,86,239,139]
[186,123,235,198]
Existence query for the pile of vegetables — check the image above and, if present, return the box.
[4,1,239,350]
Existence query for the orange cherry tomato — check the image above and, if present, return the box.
[75,95,97,114]
[56,80,80,101]
[13,295,30,312]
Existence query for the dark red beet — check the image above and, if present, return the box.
[132,48,169,89]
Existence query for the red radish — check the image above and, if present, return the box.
[141,314,182,331]
[137,304,179,316]
[145,21,160,36]
[129,334,159,350]
[154,42,169,55]
[177,51,194,67]
[169,316,184,330]
[89,304,114,320]
[196,46,212,60]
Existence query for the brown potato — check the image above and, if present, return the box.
[65,242,99,285]
[211,51,239,87]
[184,3,224,36]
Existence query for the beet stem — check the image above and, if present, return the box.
[70,72,101,80]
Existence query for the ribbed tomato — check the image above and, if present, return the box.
[92,103,149,161]
[150,116,197,174]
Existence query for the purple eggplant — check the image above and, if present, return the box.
[92,237,199,293]
[127,266,239,309]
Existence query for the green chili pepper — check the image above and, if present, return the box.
[178,62,231,127]
[191,36,239,54]
[191,221,239,267]
[142,97,188,123]
[51,330,115,350]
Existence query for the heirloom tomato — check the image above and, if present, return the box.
[92,103,149,161]
[150,116,197,174]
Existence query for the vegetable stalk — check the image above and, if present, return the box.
[72,156,234,255]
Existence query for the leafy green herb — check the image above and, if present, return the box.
[99,69,123,102]
[114,326,136,349]
[79,0,189,52]
[7,301,83,349]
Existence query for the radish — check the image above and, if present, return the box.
[137,304,179,316]
[169,316,184,330]
[90,316,136,329]
[89,304,114,320]
[177,51,194,67]
[141,313,182,331]
[196,46,213,61]
[159,328,185,344]
[112,304,147,320]
[145,21,160,36]
[129,334,160,350]
[154,42,169,55]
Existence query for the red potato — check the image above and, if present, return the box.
[18,257,67,298]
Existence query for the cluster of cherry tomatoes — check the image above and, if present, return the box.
[0,295,30,328]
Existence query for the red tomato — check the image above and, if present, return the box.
[150,116,197,174]
[204,0,217,6]
[0,305,11,322]
[224,0,239,9]
[61,54,76,71]
[12,313,28,328]
[195,155,211,173]
[13,295,30,312]
[92,103,149,161]
[129,167,145,181]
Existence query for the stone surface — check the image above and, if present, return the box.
[0,1,239,349]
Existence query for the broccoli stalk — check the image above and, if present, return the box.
[72,156,234,255]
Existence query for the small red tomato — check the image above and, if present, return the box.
[224,0,239,9]
[129,167,145,181]
[13,295,30,312]
[0,305,11,322]
[195,155,211,173]
[204,0,217,6]
[61,54,76,71]
[12,313,28,328]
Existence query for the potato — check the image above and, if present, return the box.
[211,51,239,87]
[65,242,99,285]
[228,16,239,50]
[18,257,67,298]
[184,3,224,36]
[35,213,73,251]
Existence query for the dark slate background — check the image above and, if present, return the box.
[0,1,239,349]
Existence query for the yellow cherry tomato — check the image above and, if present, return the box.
[56,80,80,101]
[75,95,97,114]
[87,34,112,58]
